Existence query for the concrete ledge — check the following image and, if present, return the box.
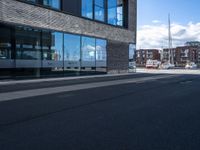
[0,73,138,86]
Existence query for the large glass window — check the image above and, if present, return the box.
[42,31,63,68]
[15,26,42,77]
[64,34,81,69]
[96,39,107,72]
[81,0,126,27]
[42,32,63,61]
[16,27,41,61]
[117,0,124,26]
[108,0,117,25]
[43,0,61,9]
[94,0,105,22]
[108,0,124,26]
[81,36,96,67]
[96,39,106,63]
[82,0,93,19]
[0,25,12,60]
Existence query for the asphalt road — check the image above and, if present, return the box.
[0,74,200,150]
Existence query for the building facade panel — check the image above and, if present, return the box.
[0,0,137,79]
[107,40,129,73]
[0,0,135,43]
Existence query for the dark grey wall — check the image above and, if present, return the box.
[128,0,137,43]
[62,0,81,16]
[107,40,129,73]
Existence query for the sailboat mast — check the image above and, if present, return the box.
[168,14,174,64]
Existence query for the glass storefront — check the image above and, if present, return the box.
[0,23,107,79]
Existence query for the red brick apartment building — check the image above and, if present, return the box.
[162,46,199,67]
[136,49,160,67]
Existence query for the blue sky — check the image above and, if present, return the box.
[137,0,200,49]
[138,0,200,26]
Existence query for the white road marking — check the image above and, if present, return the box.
[0,75,179,102]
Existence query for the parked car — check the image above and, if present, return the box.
[146,60,161,69]
[185,62,197,69]
[160,63,175,69]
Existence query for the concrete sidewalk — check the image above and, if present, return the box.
[137,68,200,75]
[0,74,178,102]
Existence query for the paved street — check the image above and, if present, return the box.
[0,73,200,150]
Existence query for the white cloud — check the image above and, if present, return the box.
[137,22,200,49]
[152,20,161,24]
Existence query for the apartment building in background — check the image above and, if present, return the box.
[0,0,137,79]
[175,46,198,67]
[136,49,160,67]
[162,46,198,67]
[162,48,176,63]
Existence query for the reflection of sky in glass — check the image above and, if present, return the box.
[129,44,136,60]
[96,39,107,61]
[64,34,80,61]
[82,0,93,19]
[82,37,95,61]
[108,0,117,25]
[117,6,123,26]
[95,0,105,21]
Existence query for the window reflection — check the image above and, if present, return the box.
[0,22,108,76]
[64,34,81,69]
[108,0,117,25]
[129,44,136,61]
[94,0,105,22]
[81,36,96,68]
[42,31,63,62]
[16,27,41,60]
[117,0,124,26]
[129,43,136,71]
[96,39,107,71]
[82,0,93,19]
[96,39,106,62]
[0,25,12,60]
[41,31,63,70]
[43,0,61,9]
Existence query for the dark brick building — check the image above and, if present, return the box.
[0,0,137,79]
[162,48,176,63]
[136,49,160,66]
[162,46,199,67]
[175,46,198,67]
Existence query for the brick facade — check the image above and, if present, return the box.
[0,0,137,74]
[136,49,160,66]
